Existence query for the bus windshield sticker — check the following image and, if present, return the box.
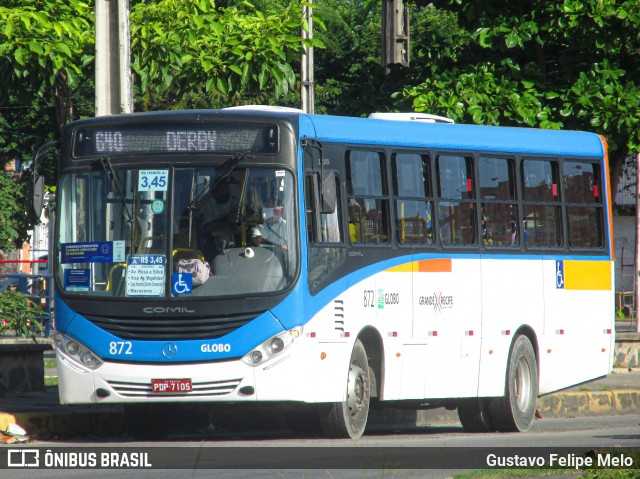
[64,269,90,291]
[113,240,125,262]
[150,199,166,214]
[172,272,193,295]
[61,241,120,264]
[125,254,166,296]
[139,170,169,192]
[275,170,285,177]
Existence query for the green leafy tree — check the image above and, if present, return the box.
[130,0,323,110]
[403,0,640,190]
[0,0,95,133]
[0,171,31,250]
[0,0,320,249]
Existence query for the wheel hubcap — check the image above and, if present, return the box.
[347,363,366,414]
[514,356,531,411]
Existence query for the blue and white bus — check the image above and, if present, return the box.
[38,108,614,438]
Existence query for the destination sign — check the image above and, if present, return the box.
[72,124,278,157]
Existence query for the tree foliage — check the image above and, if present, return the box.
[130,0,323,110]
[0,0,94,132]
[402,0,640,187]
[0,0,320,251]
[0,171,31,250]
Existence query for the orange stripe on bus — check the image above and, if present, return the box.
[599,135,614,260]
[417,258,452,273]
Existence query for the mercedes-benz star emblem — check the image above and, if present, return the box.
[162,343,178,358]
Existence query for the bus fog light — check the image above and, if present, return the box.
[66,341,80,355]
[82,353,101,368]
[53,332,103,370]
[242,327,302,367]
[269,338,284,353]
[250,351,263,363]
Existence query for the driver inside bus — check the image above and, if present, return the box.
[251,199,288,249]
[200,177,238,257]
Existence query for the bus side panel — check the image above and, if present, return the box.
[376,268,416,399]
[414,257,482,399]
[300,275,380,403]
[539,258,614,394]
[478,257,544,397]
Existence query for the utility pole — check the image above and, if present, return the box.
[95,0,133,116]
[301,0,314,114]
[382,0,409,71]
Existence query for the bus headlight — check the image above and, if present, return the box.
[53,332,103,370]
[242,327,302,367]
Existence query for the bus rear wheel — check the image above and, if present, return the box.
[319,339,370,439]
[489,334,538,432]
[457,398,494,432]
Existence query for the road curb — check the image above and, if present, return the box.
[537,390,640,418]
[1,408,126,440]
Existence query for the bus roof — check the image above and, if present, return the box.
[65,109,605,160]
[307,114,605,159]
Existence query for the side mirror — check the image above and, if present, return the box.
[321,170,336,214]
[29,140,58,219]
[30,174,45,219]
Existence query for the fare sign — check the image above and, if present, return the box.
[151,379,192,394]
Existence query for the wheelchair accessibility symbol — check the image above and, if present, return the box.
[172,272,193,295]
[555,260,565,289]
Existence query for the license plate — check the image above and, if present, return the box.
[151,378,192,393]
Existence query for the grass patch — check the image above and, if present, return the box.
[44,376,58,387]
[454,450,640,479]
[44,359,56,369]
[453,469,574,479]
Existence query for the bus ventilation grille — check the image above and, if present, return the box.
[334,299,345,332]
[83,312,257,340]
[107,377,243,398]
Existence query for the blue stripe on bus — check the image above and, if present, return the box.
[273,252,611,331]
[305,115,605,158]
[54,292,286,362]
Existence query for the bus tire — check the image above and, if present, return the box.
[457,398,494,432]
[319,339,370,439]
[489,334,538,432]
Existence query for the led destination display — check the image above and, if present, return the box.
[73,124,279,157]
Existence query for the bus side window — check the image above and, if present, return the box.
[346,150,389,244]
[522,159,562,248]
[478,157,517,247]
[305,172,343,244]
[305,171,346,292]
[392,152,434,246]
[563,161,604,248]
[436,155,476,246]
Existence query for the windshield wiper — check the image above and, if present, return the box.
[189,152,250,208]
[99,157,133,223]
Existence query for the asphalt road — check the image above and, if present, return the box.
[4,414,639,479]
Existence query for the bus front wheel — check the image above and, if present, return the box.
[489,334,538,432]
[319,339,370,439]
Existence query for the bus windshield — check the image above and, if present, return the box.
[57,165,297,298]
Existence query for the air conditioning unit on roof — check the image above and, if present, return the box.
[368,112,454,123]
